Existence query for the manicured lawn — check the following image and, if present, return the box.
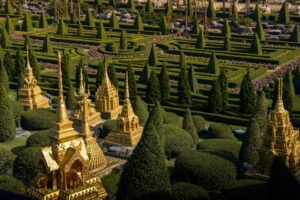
[1,138,27,158]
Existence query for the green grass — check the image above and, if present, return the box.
[1,138,27,158]
[102,169,121,195]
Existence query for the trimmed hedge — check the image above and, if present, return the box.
[163,111,182,126]
[171,182,209,200]
[21,109,56,130]
[101,119,117,138]
[0,175,26,195]
[10,100,24,122]
[26,130,51,147]
[192,115,206,134]
[207,123,236,140]
[0,147,14,174]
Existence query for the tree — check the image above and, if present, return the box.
[188,65,198,93]
[127,64,138,102]
[195,27,205,49]
[0,62,9,91]
[110,11,119,29]
[218,69,228,109]
[71,9,78,24]
[224,34,231,51]
[283,72,294,116]
[208,53,220,75]
[148,45,158,66]
[160,15,169,35]
[48,0,65,21]
[178,53,191,105]
[97,20,107,39]
[208,79,222,113]
[120,30,128,50]
[108,63,119,89]
[77,22,84,36]
[239,118,260,165]
[116,111,171,200]
[56,18,68,35]
[140,62,151,83]
[3,51,14,81]
[43,34,53,54]
[24,35,32,50]
[146,70,161,104]
[222,19,231,37]
[253,91,268,135]
[278,2,290,25]
[134,13,144,32]
[39,13,48,29]
[256,19,265,40]
[0,84,16,142]
[109,0,117,8]
[17,3,23,16]
[183,108,198,145]
[5,16,14,34]
[5,0,13,15]
[207,0,216,19]
[232,1,239,19]
[128,0,136,10]
[250,33,262,55]
[291,24,300,43]
[293,67,300,94]
[85,9,95,27]
[187,0,193,17]
[253,3,261,22]
[66,83,75,110]
[192,19,200,35]
[132,96,149,126]
[15,48,25,80]
[146,0,154,13]
[96,61,104,88]
[29,50,40,82]
[239,70,255,114]
[62,52,72,87]
[1,28,12,48]
[159,63,170,100]
[22,13,33,32]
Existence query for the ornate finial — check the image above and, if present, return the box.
[78,67,85,95]
[26,45,31,69]
[275,78,285,112]
[81,89,92,138]
[58,51,63,103]
[124,71,129,100]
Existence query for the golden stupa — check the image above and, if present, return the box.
[95,64,122,120]
[27,52,108,200]
[259,78,300,176]
[72,68,101,127]
[104,71,143,148]
[18,47,50,110]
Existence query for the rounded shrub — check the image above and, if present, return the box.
[13,147,41,185]
[174,151,237,190]
[172,182,209,200]
[197,139,241,159]
[207,123,235,140]
[192,115,206,133]
[163,112,182,126]
[0,147,14,174]
[10,100,24,122]
[163,124,193,158]
[101,119,117,138]
[0,175,26,195]
[21,109,56,130]
[26,130,51,147]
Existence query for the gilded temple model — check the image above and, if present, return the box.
[27,52,108,200]
[104,71,143,148]
[18,47,50,110]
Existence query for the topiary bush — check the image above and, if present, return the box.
[10,100,24,123]
[172,182,209,200]
[192,115,206,134]
[163,111,182,126]
[0,147,14,174]
[0,175,26,195]
[21,109,56,130]
[174,150,237,191]
[163,124,193,158]
[207,123,235,140]
[101,119,117,138]
[26,130,51,147]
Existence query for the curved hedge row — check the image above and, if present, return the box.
[21,109,56,130]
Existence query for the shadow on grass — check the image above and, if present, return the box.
[11,146,26,156]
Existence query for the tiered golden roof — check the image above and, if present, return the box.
[259,78,300,175]
[72,68,101,127]
[95,63,122,119]
[18,47,50,110]
[27,52,108,200]
[104,71,143,148]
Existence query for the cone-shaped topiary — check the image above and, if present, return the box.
[71,10,78,24]
[255,18,265,40]
[222,19,231,37]
[207,0,216,19]
[43,34,53,54]
[17,3,23,16]
[66,83,75,110]
[127,64,138,102]
[132,96,149,126]
[24,35,31,50]
[1,28,12,48]
[134,13,144,31]
[159,63,170,100]
[95,61,104,88]
[62,52,71,87]
[187,0,193,17]
[29,49,40,82]
[22,13,33,32]
[253,3,261,22]
[208,79,222,113]
[250,33,262,55]
[15,48,24,80]
[148,45,158,66]
[3,51,14,81]
[283,71,294,116]
[278,1,290,25]
[179,51,187,70]
[77,22,84,36]
[140,62,151,83]
[218,69,228,109]
[120,30,127,50]
[192,19,200,35]
[0,61,9,91]
[39,13,48,29]
[239,70,255,113]
[224,34,231,51]
[208,53,220,75]
[188,65,198,93]
[291,25,300,43]
[109,0,117,8]
[128,0,136,10]
[146,70,161,104]
[183,108,199,145]
[5,16,14,34]
[110,12,119,29]
[0,84,16,142]
[146,0,154,13]
[56,18,68,35]
[178,58,191,105]
[196,27,205,49]
[232,1,239,19]
[253,91,268,135]
[5,0,14,15]
[97,20,107,39]
[85,9,95,27]
[160,15,169,35]
[108,63,118,89]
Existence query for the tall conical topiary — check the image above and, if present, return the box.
[134,13,144,32]
[224,34,231,51]
[253,91,268,135]
[128,0,136,10]
[43,34,53,54]
[140,62,151,83]
[127,64,138,102]
[77,22,84,36]
[239,70,255,113]
[159,63,170,100]
[146,0,154,13]
[110,11,119,29]
[56,18,68,36]
[0,61,9,91]
[283,72,294,116]
[5,0,14,15]
[132,96,149,126]
[62,52,71,87]
[15,48,24,80]
[253,3,261,22]
[108,63,118,89]
[95,61,104,88]
[207,0,216,19]
[255,18,265,40]
[148,45,158,66]
[120,30,128,50]
[208,79,222,113]
[17,3,23,16]
[218,69,228,109]
[232,1,239,19]
[85,9,95,27]
[116,107,171,200]
[278,1,290,25]
[183,108,199,145]
[97,20,106,39]
[71,10,78,24]
[1,28,11,48]
[222,19,231,37]
[160,15,169,35]
[239,118,261,165]
[250,33,262,55]
[22,13,33,32]
[146,70,161,104]
[66,83,75,110]
[192,19,200,35]
[24,35,31,50]
[5,16,14,34]
[178,58,191,105]
[208,53,220,75]
[3,51,14,81]
[188,65,198,93]
[179,51,187,70]
[0,84,16,142]
[293,67,300,94]
[29,50,40,82]
[291,25,300,43]
[195,27,205,49]
[39,13,48,29]
[109,0,117,8]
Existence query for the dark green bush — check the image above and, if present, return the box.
[192,115,206,133]
[163,111,182,126]
[26,130,51,147]
[0,147,14,174]
[21,109,56,130]
[101,119,117,138]
[10,100,24,122]
[163,124,193,158]
[172,182,209,200]
[208,123,235,140]
[174,151,237,190]
[0,175,26,195]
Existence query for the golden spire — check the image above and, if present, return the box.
[120,71,134,117]
[102,62,112,88]
[80,94,92,138]
[275,78,285,112]
[26,45,31,69]
[78,67,85,96]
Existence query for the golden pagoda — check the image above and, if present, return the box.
[18,47,50,110]
[72,68,101,127]
[104,71,143,148]
[27,52,108,200]
[95,64,122,119]
[259,78,300,176]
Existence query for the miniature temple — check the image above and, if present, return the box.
[258,78,300,176]
[72,68,101,127]
[95,64,122,119]
[104,72,143,148]
[27,52,108,200]
[18,48,49,110]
